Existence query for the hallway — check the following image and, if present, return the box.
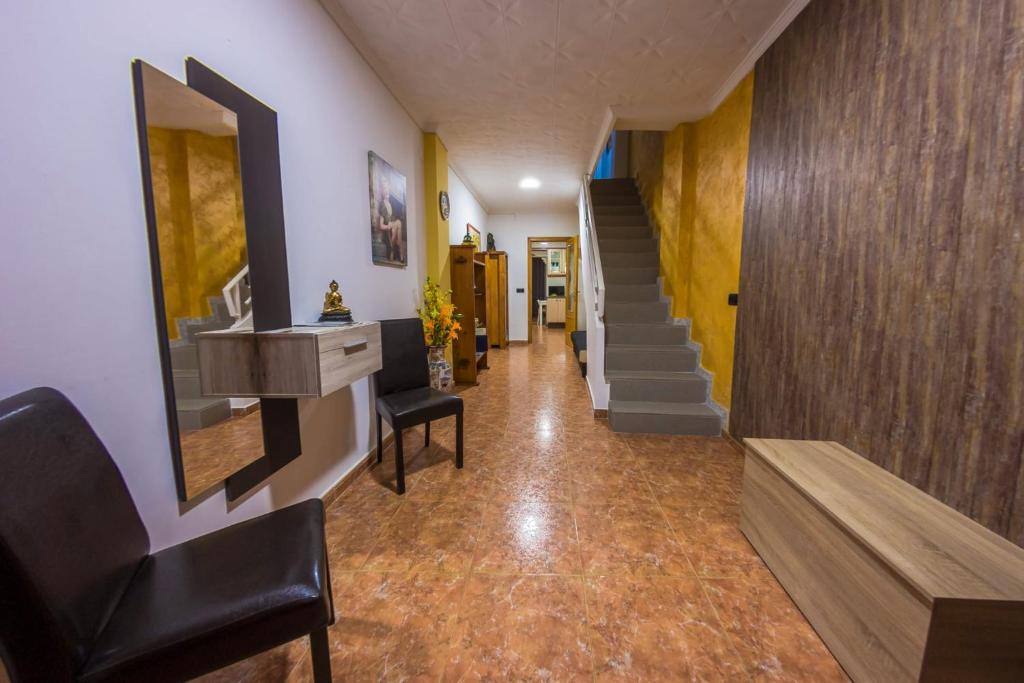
[211,329,846,682]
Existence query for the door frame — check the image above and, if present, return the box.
[526,236,575,344]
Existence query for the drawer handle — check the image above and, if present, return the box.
[342,339,368,355]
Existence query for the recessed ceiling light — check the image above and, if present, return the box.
[519,177,541,189]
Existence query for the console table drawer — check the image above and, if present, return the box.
[196,322,382,398]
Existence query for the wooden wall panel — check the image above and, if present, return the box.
[732,0,1024,545]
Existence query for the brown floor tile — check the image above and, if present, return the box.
[703,568,850,681]
[323,496,401,571]
[363,500,485,573]
[195,640,308,682]
[487,455,573,503]
[328,571,464,681]
[472,501,582,575]
[575,502,692,576]
[570,458,657,504]
[661,504,765,578]
[444,575,593,681]
[201,328,843,680]
[403,445,495,502]
[585,575,744,681]
[639,458,742,508]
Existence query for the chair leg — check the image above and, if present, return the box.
[376,413,383,463]
[395,428,405,494]
[310,626,331,683]
[455,411,464,469]
[424,420,430,448]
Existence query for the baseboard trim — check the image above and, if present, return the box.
[594,408,608,419]
[231,402,260,417]
[722,429,745,456]
[321,431,394,509]
[508,340,528,346]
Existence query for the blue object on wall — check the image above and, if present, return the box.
[593,131,616,179]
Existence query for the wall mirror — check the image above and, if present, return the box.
[132,60,300,502]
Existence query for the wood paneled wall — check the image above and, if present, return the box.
[732,0,1024,544]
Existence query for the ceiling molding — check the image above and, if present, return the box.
[587,106,617,174]
[448,163,491,215]
[700,0,810,118]
[316,0,425,131]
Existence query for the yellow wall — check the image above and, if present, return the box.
[147,127,247,339]
[631,73,754,410]
[422,133,450,290]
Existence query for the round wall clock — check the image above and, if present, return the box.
[439,190,450,220]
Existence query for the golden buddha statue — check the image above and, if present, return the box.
[319,280,352,322]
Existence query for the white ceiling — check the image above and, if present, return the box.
[141,62,238,137]
[321,0,807,212]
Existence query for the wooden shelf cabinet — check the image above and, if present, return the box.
[450,244,488,384]
[195,321,382,398]
[485,251,508,348]
[545,297,566,325]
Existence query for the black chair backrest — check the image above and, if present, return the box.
[0,387,150,681]
[374,318,431,396]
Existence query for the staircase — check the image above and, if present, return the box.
[168,295,238,431]
[592,177,722,435]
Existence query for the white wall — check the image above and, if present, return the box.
[447,168,488,246]
[487,212,579,341]
[0,0,425,550]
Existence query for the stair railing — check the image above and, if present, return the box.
[222,265,252,329]
[582,173,605,320]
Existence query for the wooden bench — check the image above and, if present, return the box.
[741,439,1024,682]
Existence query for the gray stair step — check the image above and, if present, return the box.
[170,344,199,370]
[604,266,659,285]
[208,297,233,323]
[597,225,653,240]
[606,322,689,345]
[592,191,641,203]
[602,251,659,268]
[608,371,708,403]
[599,238,658,253]
[183,320,233,338]
[605,300,669,323]
[590,178,637,193]
[604,284,661,302]
[608,400,721,435]
[605,344,698,372]
[595,213,648,226]
[172,369,202,400]
[594,204,646,216]
[176,397,232,431]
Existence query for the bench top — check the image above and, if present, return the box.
[744,438,1024,602]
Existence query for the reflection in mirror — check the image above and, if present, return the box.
[137,63,264,500]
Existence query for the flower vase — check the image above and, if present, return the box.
[428,346,453,392]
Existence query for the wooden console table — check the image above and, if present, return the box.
[741,439,1024,682]
[195,322,382,399]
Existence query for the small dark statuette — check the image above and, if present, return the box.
[487,233,496,251]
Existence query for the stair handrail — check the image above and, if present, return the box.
[582,173,605,320]
[222,264,250,323]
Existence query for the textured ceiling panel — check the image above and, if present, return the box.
[322,0,805,211]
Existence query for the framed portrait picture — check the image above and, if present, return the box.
[368,151,407,267]
[467,223,481,251]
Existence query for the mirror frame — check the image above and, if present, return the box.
[131,58,301,502]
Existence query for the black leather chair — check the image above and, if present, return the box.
[0,387,334,682]
[373,318,464,494]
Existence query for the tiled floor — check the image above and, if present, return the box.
[204,327,848,682]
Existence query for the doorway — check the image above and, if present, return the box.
[526,236,578,346]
